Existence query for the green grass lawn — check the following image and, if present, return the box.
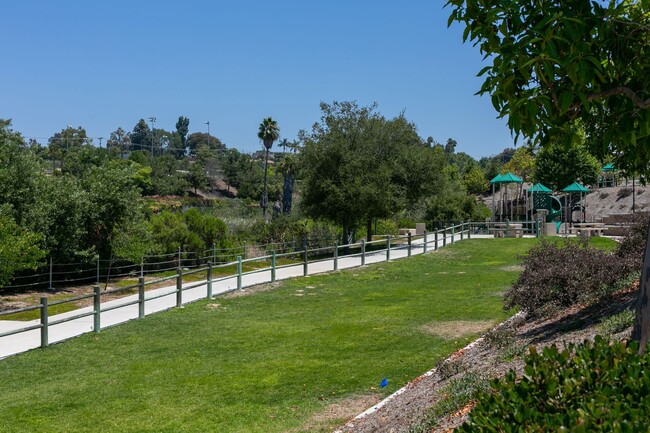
[0,238,591,433]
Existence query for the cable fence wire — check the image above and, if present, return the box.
[0,235,348,292]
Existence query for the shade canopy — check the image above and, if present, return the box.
[602,163,617,172]
[490,172,523,184]
[528,183,552,193]
[562,182,589,193]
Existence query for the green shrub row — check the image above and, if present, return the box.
[458,337,650,432]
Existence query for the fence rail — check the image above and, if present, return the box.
[0,221,543,356]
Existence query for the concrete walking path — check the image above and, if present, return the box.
[0,234,492,360]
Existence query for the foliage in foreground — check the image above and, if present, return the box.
[458,337,650,432]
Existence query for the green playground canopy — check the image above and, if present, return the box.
[528,183,552,193]
[490,172,523,184]
[562,182,589,193]
[602,163,617,172]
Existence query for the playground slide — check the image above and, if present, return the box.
[546,196,563,223]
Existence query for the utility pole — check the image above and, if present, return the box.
[205,121,210,149]
[147,117,156,157]
[98,137,103,149]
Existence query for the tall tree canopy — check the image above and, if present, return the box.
[447,0,650,348]
[299,101,444,241]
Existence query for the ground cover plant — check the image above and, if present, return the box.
[0,238,535,433]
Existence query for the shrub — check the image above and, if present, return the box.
[600,309,635,335]
[458,337,650,432]
[504,239,625,316]
[615,212,650,271]
[616,187,633,200]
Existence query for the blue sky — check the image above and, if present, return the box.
[2,0,513,158]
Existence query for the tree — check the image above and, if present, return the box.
[300,101,442,242]
[187,162,208,194]
[277,154,297,215]
[130,119,151,153]
[48,126,90,163]
[463,166,489,195]
[107,127,131,159]
[257,117,280,217]
[534,141,600,192]
[447,0,650,348]
[176,116,190,157]
[0,209,45,287]
[187,132,224,156]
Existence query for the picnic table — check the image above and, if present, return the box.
[570,222,607,237]
[494,222,524,238]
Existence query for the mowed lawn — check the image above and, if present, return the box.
[1,239,545,433]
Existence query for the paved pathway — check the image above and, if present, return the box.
[0,234,494,359]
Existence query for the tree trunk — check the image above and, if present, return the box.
[282,174,294,214]
[366,218,373,242]
[261,149,269,217]
[632,219,650,352]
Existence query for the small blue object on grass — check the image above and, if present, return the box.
[380,378,388,388]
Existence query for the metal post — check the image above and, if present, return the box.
[468,223,472,239]
[407,233,412,257]
[271,251,276,282]
[334,242,338,271]
[207,262,213,298]
[435,230,438,251]
[48,257,53,291]
[423,231,428,254]
[451,225,455,243]
[237,256,242,290]
[461,222,464,240]
[176,267,183,307]
[94,285,101,332]
[443,228,447,247]
[386,235,391,261]
[361,239,366,265]
[138,276,145,318]
[40,297,48,348]
[303,246,308,276]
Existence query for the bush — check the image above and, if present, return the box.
[458,337,650,432]
[616,212,650,271]
[504,239,625,316]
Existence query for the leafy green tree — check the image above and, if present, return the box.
[534,141,600,192]
[258,117,280,217]
[130,119,151,153]
[300,101,442,241]
[447,0,650,347]
[277,154,298,215]
[0,208,46,287]
[187,162,209,194]
[107,127,131,159]
[175,116,190,157]
[0,120,44,225]
[187,132,224,156]
[47,126,90,162]
[463,166,489,195]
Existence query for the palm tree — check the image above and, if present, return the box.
[257,117,280,217]
[278,138,289,153]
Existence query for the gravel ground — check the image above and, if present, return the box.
[334,284,637,433]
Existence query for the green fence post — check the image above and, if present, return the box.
[94,285,101,332]
[176,267,183,307]
[407,233,412,257]
[207,262,213,298]
[361,239,366,265]
[334,242,338,271]
[271,251,276,282]
[451,224,455,243]
[237,256,242,290]
[468,222,472,239]
[443,228,447,247]
[423,231,428,254]
[303,246,308,276]
[386,235,391,261]
[435,230,438,251]
[40,297,48,348]
[136,275,145,318]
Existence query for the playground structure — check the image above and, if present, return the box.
[490,173,594,233]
